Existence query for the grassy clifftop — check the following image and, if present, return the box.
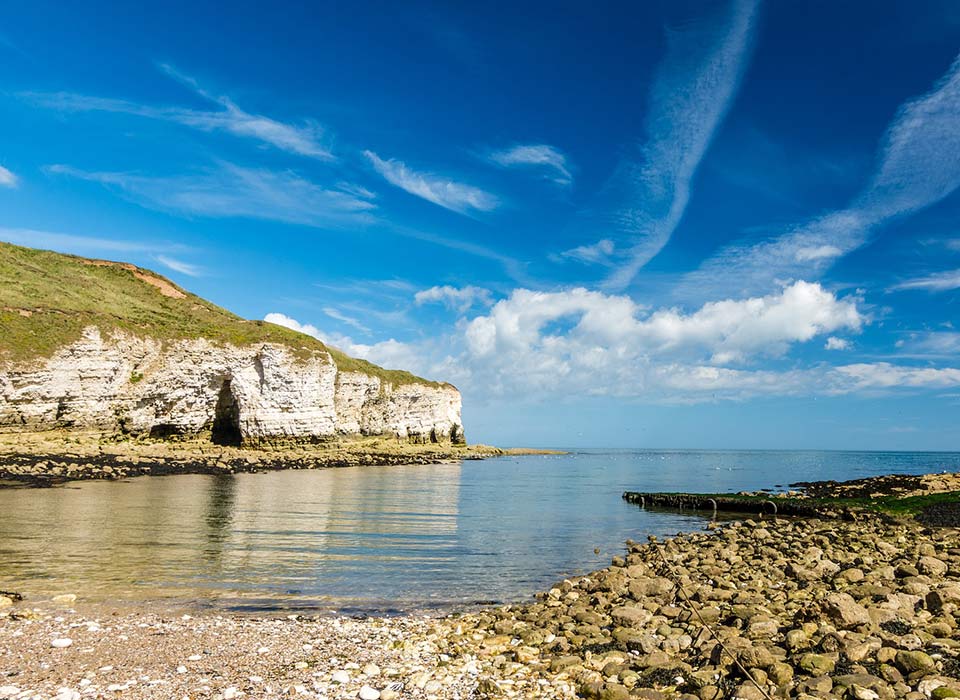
[0,241,440,387]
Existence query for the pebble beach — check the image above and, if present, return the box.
[4,508,960,700]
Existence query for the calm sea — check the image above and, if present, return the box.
[0,449,957,612]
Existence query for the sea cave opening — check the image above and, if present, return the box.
[211,379,242,446]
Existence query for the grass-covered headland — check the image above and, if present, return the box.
[0,241,440,387]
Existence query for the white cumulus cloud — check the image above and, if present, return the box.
[464,280,863,371]
[263,312,423,373]
[265,286,960,404]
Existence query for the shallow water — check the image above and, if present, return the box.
[0,449,957,612]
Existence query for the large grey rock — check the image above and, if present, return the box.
[823,592,871,628]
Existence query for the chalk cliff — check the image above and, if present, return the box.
[0,243,463,445]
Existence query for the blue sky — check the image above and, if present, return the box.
[2,0,959,449]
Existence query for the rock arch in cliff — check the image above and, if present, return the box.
[211,378,242,446]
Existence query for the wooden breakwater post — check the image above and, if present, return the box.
[622,492,829,518]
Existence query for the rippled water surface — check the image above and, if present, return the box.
[0,449,957,611]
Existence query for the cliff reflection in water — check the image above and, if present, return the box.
[0,463,463,609]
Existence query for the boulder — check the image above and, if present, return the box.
[823,592,871,628]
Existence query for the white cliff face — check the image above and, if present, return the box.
[0,327,463,443]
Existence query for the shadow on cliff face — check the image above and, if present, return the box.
[211,379,242,447]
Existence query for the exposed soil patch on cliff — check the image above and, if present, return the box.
[81,258,187,298]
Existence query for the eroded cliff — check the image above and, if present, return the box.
[0,242,464,445]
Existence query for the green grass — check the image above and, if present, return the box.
[0,241,443,387]
[811,491,960,517]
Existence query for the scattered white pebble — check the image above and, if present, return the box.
[51,638,73,648]
[176,666,187,674]
[359,686,380,700]
[331,670,350,684]
[187,654,203,661]
[223,687,239,699]
[362,663,380,677]
[0,687,21,700]
[256,647,270,654]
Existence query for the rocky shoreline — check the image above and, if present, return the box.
[0,430,559,487]
[3,510,960,699]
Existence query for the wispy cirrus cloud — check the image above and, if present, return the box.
[47,162,376,229]
[578,0,761,288]
[553,239,616,266]
[385,222,532,285]
[415,285,493,313]
[0,227,204,276]
[888,269,960,292]
[364,150,498,215]
[682,52,960,299]
[488,144,572,185]
[0,164,17,188]
[895,331,960,357]
[0,227,193,257]
[45,163,526,278]
[322,306,370,333]
[23,63,333,160]
[833,363,960,391]
[154,255,203,277]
